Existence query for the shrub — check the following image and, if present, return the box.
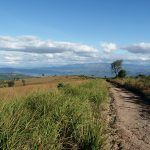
[57,82,65,88]
[7,80,15,87]
[136,74,146,78]
[0,80,6,88]
[22,79,26,86]
[118,69,126,78]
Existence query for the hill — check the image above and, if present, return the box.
[0,73,31,80]
[0,63,149,77]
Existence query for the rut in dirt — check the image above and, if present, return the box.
[109,84,150,150]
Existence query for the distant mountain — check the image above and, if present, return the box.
[0,63,149,77]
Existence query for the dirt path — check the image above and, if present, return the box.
[109,84,150,150]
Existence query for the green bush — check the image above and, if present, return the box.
[57,82,65,88]
[7,80,15,87]
[118,69,126,78]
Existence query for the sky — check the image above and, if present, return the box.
[0,0,150,67]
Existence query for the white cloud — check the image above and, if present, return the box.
[100,41,150,65]
[1,53,22,65]
[122,42,150,54]
[101,41,150,54]
[101,42,117,53]
[0,35,101,67]
[0,36,150,67]
[0,36,98,57]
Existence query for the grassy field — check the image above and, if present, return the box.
[0,73,31,80]
[0,76,87,101]
[0,77,109,149]
[109,76,150,100]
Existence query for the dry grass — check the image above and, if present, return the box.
[0,76,87,101]
[110,77,150,100]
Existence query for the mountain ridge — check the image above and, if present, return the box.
[0,63,149,77]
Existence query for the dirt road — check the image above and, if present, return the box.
[109,84,150,150]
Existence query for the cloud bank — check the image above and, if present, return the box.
[0,36,100,67]
[122,43,150,54]
[0,36,149,67]
[100,42,150,54]
[0,36,98,56]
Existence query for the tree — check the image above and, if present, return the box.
[118,69,126,78]
[22,79,26,86]
[111,60,123,77]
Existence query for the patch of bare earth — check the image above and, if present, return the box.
[109,84,150,150]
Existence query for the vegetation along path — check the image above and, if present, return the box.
[109,83,150,150]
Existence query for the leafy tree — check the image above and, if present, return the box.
[118,69,126,78]
[22,79,26,86]
[111,60,123,77]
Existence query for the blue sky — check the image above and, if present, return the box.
[0,0,150,67]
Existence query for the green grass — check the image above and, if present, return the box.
[0,79,108,150]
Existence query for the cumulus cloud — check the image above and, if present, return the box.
[122,42,150,54]
[0,36,150,67]
[0,36,98,57]
[100,41,150,65]
[101,41,150,54]
[0,35,101,67]
[101,42,117,53]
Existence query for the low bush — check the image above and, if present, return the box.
[57,82,65,88]
[7,80,15,87]
[118,69,126,78]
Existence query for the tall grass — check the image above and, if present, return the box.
[109,76,150,100]
[0,79,108,150]
[114,77,150,90]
